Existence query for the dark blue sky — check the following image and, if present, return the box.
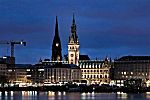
[0,0,150,64]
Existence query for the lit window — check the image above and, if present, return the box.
[124,72,126,75]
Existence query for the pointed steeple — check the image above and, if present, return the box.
[52,16,62,61]
[69,14,79,44]
[55,16,59,37]
[68,14,80,65]
[72,13,75,25]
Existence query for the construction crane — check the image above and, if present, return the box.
[0,40,26,57]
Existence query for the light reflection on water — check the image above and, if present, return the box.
[0,91,150,100]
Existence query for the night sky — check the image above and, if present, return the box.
[0,0,150,64]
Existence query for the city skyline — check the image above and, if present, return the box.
[0,0,150,64]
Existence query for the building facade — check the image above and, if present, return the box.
[0,62,7,78]
[44,63,81,83]
[112,56,150,86]
[14,64,33,84]
[79,59,111,84]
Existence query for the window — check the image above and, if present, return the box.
[71,54,74,57]
[100,75,102,78]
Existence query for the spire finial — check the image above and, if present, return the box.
[55,16,59,36]
[73,13,75,25]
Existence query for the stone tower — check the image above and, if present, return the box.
[68,14,79,65]
[52,16,62,61]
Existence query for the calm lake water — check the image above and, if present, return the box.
[0,91,150,100]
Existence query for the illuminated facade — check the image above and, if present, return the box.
[15,64,32,83]
[79,59,111,84]
[0,56,15,82]
[68,14,79,65]
[44,63,81,83]
[112,56,150,86]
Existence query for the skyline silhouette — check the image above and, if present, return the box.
[0,0,150,64]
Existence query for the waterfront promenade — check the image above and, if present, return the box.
[0,84,149,93]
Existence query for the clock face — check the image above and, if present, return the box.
[56,43,59,47]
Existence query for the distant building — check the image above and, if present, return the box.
[52,16,62,61]
[68,14,79,65]
[15,64,32,83]
[44,63,81,83]
[79,58,111,84]
[0,56,15,82]
[30,64,45,83]
[112,56,150,86]
[0,61,7,77]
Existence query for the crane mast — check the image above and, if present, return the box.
[10,41,26,57]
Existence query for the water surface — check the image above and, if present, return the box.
[0,91,150,100]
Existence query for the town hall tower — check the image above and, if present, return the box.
[68,14,80,65]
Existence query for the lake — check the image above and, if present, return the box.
[0,91,150,100]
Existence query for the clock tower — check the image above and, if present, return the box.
[52,16,62,61]
[68,14,79,65]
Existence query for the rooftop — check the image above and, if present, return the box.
[116,56,150,61]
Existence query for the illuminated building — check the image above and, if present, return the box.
[79,58,111,84]
[15,64,32,83]
[66,15,111,84]
[44,63,81,83]
[0,56,15,82]
[112,56,150,86]
[68,14,79,65]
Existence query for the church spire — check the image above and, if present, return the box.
[72,13,75,25]
[55,16,59,37]
[71,14,76,34]
[69,14,79,44]
[52,16,62,61]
